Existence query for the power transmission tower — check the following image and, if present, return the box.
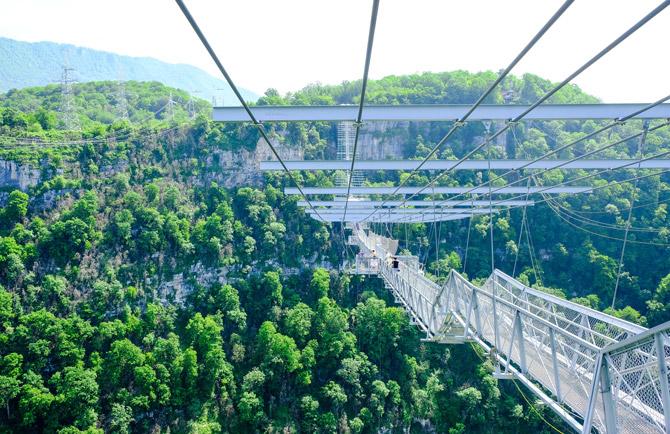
[115,66,130,123]
[53,52,81,131]
[211,86,224,107]
[188,90,201,120]
[166,91,177,121]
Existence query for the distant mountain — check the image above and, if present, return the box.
[0,37,259,105]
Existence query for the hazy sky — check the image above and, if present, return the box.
[1,0,669,102]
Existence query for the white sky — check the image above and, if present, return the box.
[1,0,669,102]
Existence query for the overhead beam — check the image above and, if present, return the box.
[262,159,670,171]
[286,186,592,195]
[297,200,534,207]
[305,208,498,214]
[214,104,670,122]
[311,213,473,223]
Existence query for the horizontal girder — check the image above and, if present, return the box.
[214,103,670,122]
[261,159,670,171]
[297,200,534,207]
[311,213,472,223]
[305,208,497,214]
[286,186,592,195]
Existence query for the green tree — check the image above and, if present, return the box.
[311,268,330,301]
[4,190,29,224]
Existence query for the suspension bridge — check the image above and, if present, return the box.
[175,0,670,432]
[347,225,670,434]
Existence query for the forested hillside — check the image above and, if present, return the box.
[0,71,668,434]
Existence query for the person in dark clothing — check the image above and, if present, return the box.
[391,257,400,271]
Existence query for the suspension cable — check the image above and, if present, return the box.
[370,2,670,222]
[513,177,533,278]
[342,0,380,223]
[360,0,576,223]
[391,120,670,223]
[611,121,648,311]
[176,0,327,222]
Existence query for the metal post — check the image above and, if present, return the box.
[600,355,618,433]
[492,276,502,352]
[473,291,483,339]
[582,353,603,434]
[549,328,563,403]
[655,333,670,432]
[465,284,476,339]
[506,311,519,374]
[516,311,528,374]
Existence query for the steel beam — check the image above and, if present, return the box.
[262,159,670,171]
[286,186,592,195]
[304,208,498,214]
[297,200,534,207]
[214,103,670,122]
[310,213,472,223]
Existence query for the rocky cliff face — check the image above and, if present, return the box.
[200,134,305,188]
[357,121,410,160]
[0,159,41,191]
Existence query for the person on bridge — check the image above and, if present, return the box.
[370,250,379,271]
[391,257,400,271]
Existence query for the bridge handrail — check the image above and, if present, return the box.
[492,269,646,336]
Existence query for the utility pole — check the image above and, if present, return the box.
[53,52,81,131]
[115,65,130,123]
[211,86,224,107]
[167,91,177,121]
[188,90,201,120]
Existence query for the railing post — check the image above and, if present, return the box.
[549,328,563,403]
[655,333,670,432]
[473,290,483,339]
[506,311,518,374]
[600,355,617,433]
[582,353,603,434]
[516,311,527,374]
[464,284,475,340]
[492,276,501,352]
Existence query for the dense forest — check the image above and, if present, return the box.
[0,71,669,433]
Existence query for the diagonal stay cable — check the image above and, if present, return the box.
[360,0,576,223]
[392,121,670,223]
[613,119,646,310]
[496,146,670,214]
[343,0,380,222]
[374,1,670,223]
[175,0,326,222]
[392,121,670,224]
[413,94,670,216]
[394,120,670,225]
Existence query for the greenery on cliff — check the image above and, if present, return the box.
[0,70,668,434]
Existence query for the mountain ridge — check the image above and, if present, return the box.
[0,36,259,104]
